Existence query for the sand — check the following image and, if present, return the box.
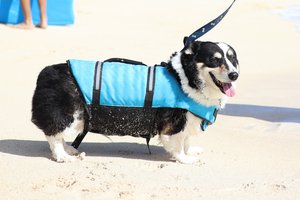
[0,0,300,199]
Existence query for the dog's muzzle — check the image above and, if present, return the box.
[209,72,236,97]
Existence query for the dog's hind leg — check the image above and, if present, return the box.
[46,134,78,162]
[46,111,86,162]
[63,140,79,155]
[46,134,85,162]
[63,140,86,160]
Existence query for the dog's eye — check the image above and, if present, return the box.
[227,54,235,60]
[227,54,238,66]
[208,57,220,67]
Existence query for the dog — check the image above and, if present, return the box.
[31,41,239,164]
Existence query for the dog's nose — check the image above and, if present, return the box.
[228,72,239,81]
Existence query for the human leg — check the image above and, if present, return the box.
[13,0,34,29]
[38,0,47,28]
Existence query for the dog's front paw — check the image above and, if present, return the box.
[186,146,204,155]
[174,153,200,164]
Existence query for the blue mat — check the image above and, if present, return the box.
[0,0,74,25]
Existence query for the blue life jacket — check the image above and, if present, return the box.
[68,59,218,131]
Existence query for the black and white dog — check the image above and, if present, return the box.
[31,41,239,164]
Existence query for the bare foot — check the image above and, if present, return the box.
[10,23,34,30]
[38,18,48,29]
[38,22,48,29]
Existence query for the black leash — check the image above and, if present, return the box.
[182,0,236,50]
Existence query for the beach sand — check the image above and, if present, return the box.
[0,0,300,199]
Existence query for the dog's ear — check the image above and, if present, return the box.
[183,36,188,45]
[181,41,204,90]
[183,41,202,55]
[189,41,202,54]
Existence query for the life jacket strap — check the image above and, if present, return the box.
[200,108,219,131]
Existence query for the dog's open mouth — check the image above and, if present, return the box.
[209,72,236,97]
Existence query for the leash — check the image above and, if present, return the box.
[182,0,236,50]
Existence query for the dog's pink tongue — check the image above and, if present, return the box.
[223,83,236,97]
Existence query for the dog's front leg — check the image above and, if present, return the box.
[160,132,200,164]
[184,136,204,156]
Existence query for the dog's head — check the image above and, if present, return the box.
[170,41,239,107]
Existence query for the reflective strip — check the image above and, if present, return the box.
[92,61,103,106]
[148,66,155,92]
[144,66,156,108]
[94,61,102,90]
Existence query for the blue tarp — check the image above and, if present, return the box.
[0,0,74,25]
